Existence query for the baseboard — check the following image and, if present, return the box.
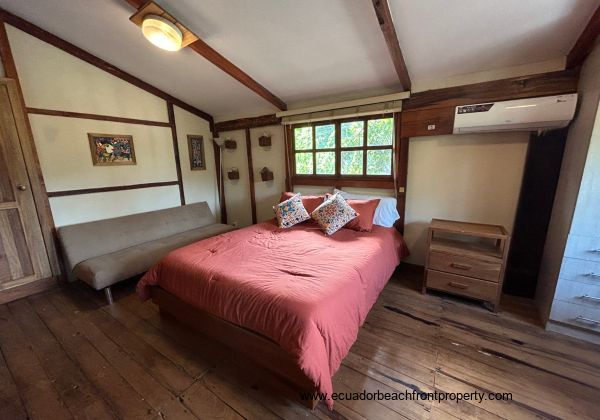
[0,276,58,305]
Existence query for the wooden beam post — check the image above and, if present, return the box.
[245,128,257,224]
[371,0,411,90]
[167,102,185,205]
[567,5,600,69]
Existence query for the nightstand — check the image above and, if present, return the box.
[423,219,511,311]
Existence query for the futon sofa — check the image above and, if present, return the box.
[58,202,234,303]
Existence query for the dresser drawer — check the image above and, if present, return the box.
[426,270,498,301]
[554,279,600,308]
[564,234,600,262]
[559,258,600,284]
[549,300,600,332]
[428,251,501,282]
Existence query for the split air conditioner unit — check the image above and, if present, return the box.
[453,94,578,134]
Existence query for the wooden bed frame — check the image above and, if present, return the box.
[151,287,320,409]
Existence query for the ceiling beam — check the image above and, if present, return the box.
[125,0,287,111]
[371,0,411,91]
[215,114,281,133]
[403,69,579,111]
[567,5,600,69]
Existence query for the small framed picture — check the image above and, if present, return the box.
[88,133,136,166]
[187,135,206,170]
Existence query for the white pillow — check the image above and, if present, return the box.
[333,189,399,228]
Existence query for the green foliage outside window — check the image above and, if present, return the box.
[293,116,393,177]
[341,121,364,147]
[294,127,312,150]
[316,124,335,149]
[367,118,393,146]
[295,152,313,174]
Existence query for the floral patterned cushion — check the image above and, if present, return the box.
[311,193,358,235]
[273,193,310,228]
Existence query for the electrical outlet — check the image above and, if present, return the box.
[231,221,238,227]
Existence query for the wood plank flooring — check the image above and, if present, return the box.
[0,264,598,419]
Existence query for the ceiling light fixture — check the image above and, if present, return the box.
[141,15,183,51]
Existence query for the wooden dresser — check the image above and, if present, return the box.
[423,219,511,311]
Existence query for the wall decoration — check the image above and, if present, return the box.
[224,139,237,149]
[227,168,240,180]
[187,135,206,170]
[258,134,272,147]
[88,133,136,165]
[260,167,274,181]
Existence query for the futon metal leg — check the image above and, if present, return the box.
[104,287,113,305]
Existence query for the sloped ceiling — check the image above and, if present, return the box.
[0,0,597,121]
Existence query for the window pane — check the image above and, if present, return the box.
[294,127,312,150]
[367,118,393,146]
[316,152,335,174]
[367,149,392,175]
[341,121,364,148]
[315,124,335,149]
[341,150,363,175]
[295,153,313,174]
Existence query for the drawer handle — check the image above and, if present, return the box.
[585,272,600,278]
[448,281,469,289]
[575,316,600,325]
[450,263,472,270]
[580,295,600,302]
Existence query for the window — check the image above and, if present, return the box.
[291,116,394,178]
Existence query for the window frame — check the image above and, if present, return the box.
[290,114,395,186]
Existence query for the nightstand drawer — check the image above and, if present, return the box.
[426,270,498,301]
[428,251,501,282]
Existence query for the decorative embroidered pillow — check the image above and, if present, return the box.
[279,192,325,214]
[273,193,310,228]
[311,193,358,235]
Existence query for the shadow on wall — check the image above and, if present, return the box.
[403,222,430,264]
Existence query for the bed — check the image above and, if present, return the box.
[137,220,408,408]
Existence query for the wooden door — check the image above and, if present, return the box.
[0,79,51,292]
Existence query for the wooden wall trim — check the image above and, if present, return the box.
[291,176,395,190]
[0,7,215,128]
[26,107,171,127]
[403,69,579,111]
[567,5,600,69]
[215,114,282,133]
[0,22,63,278]
[167,102,185,205]
[46,181,180,198]
[212,140,227,224]
[124,0,286,111]
[245,128,257,224]
[395,112,409,234]
[371,0,411,90]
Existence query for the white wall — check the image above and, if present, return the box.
[6,25,217,226]
[221,129,253,227]
[250,125,286,222]
[174,105,219,218]
[404,133,528,265]
[536,43,600,321]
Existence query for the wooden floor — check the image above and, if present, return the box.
[1,265,599,420]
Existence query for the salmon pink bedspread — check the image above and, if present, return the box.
[137,221,408,407]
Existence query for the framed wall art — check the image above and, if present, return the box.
[187,135,206,170]
[88,133,136,166]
